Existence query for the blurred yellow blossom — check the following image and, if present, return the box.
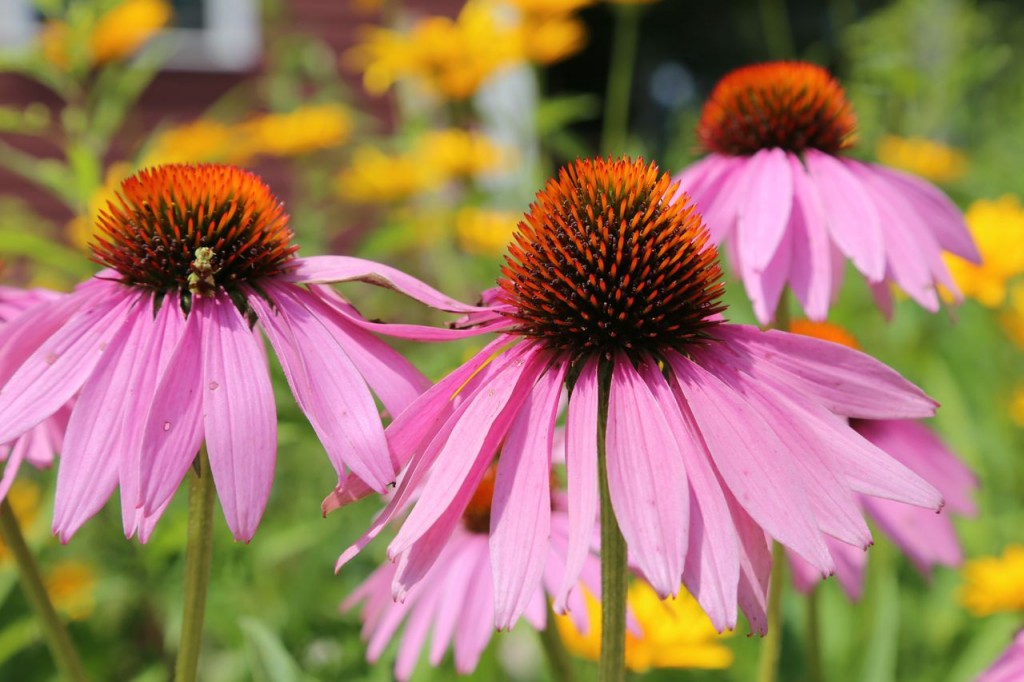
[1010,386,1024,427]
[944,196,1024,307]
[960,545,1024,616]
[1002,285,1024,348]
[455,207,519,254]
[335,146,439,204]
[345,1,522,100]
[555,582,734,672]
[0,481,41,562]
[518,15,588,65]
[69,161,134,251]
[141,120,239,167]
[875,135,967,184]
[233,104,354,158]
[41,0,171,68]
[507,0,595,16]
[45,562,98,621]
[419,128,505,177]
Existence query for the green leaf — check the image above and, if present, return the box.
[0,228,94,278]
[239,616,312,682]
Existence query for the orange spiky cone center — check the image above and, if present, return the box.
[498,157,725,361]
[90,164,297,297]
[697,61,857,156]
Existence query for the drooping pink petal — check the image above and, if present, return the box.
[787,155,833,320]
[554,356,600,612]
[863,495,962,574]
[388,346,548,557]
[0,291,79,386]
[393,582,443,681]
[247,284,391,491]
[676,155,742,242]
[646,353,739,630]
[0,287,137,445]
[140,302,205,516]
[453,546,495,675]
[744,224,793,325]
[869,164,980,263]
[291,284,429,416]
[977,630,1024,682]
[120,298,188,538]
[804,150,884,281]
[737,148,794,272]
[606,354,689,597]
[283,255,485,313]
[719,325,937,419]
[198,294,278,542]
[728,493,772,635]
[53,297,153,541]
[490,358,565,629]
[668,353,833,574]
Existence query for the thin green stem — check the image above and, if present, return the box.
[757,542,787,682]
[805,586,824,682]
[758,0,797,59]
[538,604,577,682]
[597,365,627,682]
[601,3,642,156]
[174,448,216,682]
[0,497,87,682]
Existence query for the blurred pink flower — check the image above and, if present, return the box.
[788,419,977,600]
[977,630,1024,682]
[0,164,475,543]
[344,467,600,681]
[0,286,70,500]
[675,61,979,324]
[335,158,944,634]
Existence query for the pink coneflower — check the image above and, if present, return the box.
[343,464,600,680]
[978,631,1024,682]
[0,164,475,542]
[337,157,945,634]
[781,321,976,600]
[674,61,980,324]
[0,286,70,500]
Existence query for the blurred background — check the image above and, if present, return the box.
[1,0,1023,680]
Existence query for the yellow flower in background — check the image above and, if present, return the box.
[335,146,439,204]
[346,0,522,100]
[141,120,239,167]
[945,196,1024,307]
[875,135,967,185]
[69,162,134,251]
[45,562,98,621]
[556,582,734,672]
[0,481,41,562]
[40,0,171,69]
[233,104,354,158]
[90,0,171,65]
[1002,284,1024,349]
[960,545,1024,616]
[507,0,595,16]
[455,207,519,254]
[1010,386,1024,427]
[418,128,505,177]
[518,15,588,65]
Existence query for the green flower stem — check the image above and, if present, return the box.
[601,3,642,156]
[757,542,787,682]
[597,366,627,682]
[757,0,797,59]
[538,604,577,682]
[0,497,87,682]
[805,586,824,682]
[174,448,216,682]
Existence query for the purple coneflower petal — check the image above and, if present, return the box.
[804,150,885,281]
[490,358,565,629]
[721,326,937,419]
[248,284,390,491]
[869,164,980,263]
[283,255,485,314]
[140,302,205,516]
[199,295,277,542]
[670,354,833,573]
[729,494,772,635]
[863,496,961,573]
[53,298,154,541]
[0,287,135,444]
[607,355,689,597]
[454,548,495,674]
[787,154,832,320]
[737,148,793,272]
[555,356,600,612]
